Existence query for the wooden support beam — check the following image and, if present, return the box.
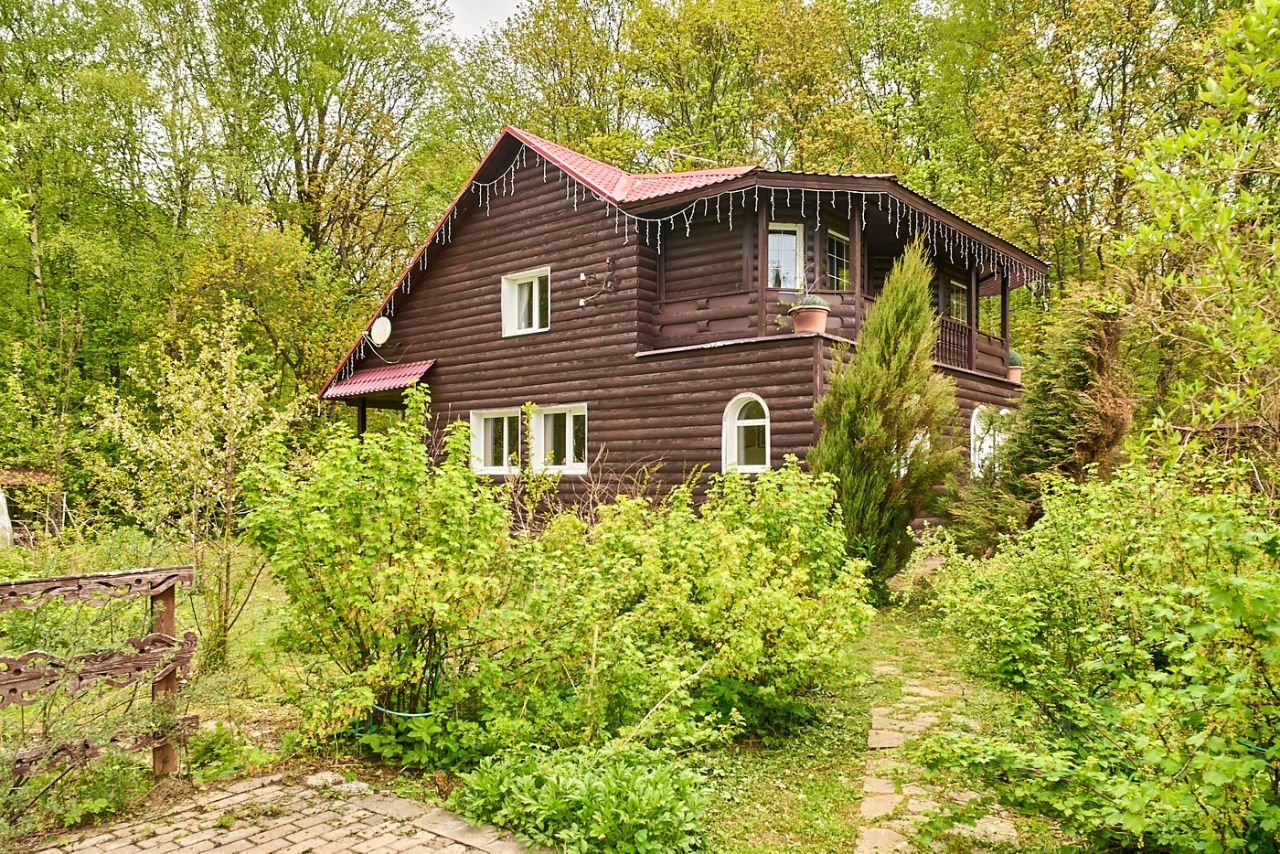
[357,398,368,438]
[850,205,863,335]
[756,210,768,336]
[968,265,979,370]
[151,582,178,777]
[1000,267,1010,344]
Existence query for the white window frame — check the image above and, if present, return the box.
[767,223,804,290]
[827,230,850,290]
[970,406,1009,477]
[721,393,771,473]
[531,403,588,474]
[501,267,551,337]
[470,408,523,475]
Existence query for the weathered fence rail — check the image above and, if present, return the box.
[0,565,196,776]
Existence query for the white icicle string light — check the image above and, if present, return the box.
[336,142,1051,379]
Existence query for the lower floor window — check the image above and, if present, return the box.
[535,404,588,472]
[722,393,770,472]
[471,410,521,473]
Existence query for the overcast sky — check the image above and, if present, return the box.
[447,0,521,39]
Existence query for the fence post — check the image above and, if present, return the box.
[151,583,179,777]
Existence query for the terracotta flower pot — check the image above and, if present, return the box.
[789,304,830,334]
[1007,365,1023,383]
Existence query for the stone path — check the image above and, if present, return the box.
[30,771,541,854]
[854,662,1020,853]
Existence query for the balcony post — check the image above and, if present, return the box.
[851,205,863,336]
[1000,266,1010,344]
[968,264,978,369]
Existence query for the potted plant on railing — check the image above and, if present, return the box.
[1007,350,1024,383]
[787,292,831,334]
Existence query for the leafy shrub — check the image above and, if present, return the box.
[250,390,871,768]
[450,745,706,853]
[925,462,1280,850]
[1,752,149,841]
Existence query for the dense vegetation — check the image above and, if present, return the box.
[2,0,1278,848]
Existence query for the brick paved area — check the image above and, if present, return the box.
[30,772,539,854]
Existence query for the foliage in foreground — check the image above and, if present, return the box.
[925,460,1280,850]
[250,388,871,755]
[451,745,706,853]
[810,238,959,596]
[249,389,870,849]
[948,290,1131,554]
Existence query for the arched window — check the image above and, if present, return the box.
[722,393,770,473]
[970,405,1009,476]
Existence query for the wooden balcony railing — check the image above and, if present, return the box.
[935,316,972,370]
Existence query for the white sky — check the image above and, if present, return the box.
[447,0,522,39]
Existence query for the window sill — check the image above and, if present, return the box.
[501,326,550,338]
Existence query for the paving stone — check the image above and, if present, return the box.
[304,771,344,788]
[907,798,941,815]
[859,793,903,820]
[332,780,372,795]
[965,815,1018,842]
[902,685,946,699]
[867,729,907,749]
[855,826,910,853]
[863,775,896,794]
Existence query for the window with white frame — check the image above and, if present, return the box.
[501,268,551,336]
[827,231,850,290]
[470,409,522,474]
[532,404,587,472]
[970,405,1009,477]
[722,394,770,472]
[767,224,804,289]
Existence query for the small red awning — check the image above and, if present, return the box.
[320,359,435,400]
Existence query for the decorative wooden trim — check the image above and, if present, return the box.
[0,631,197,709]
[0,565,194,613]
[8,716,199,778]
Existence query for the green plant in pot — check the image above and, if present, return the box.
[788,292,831,334]
[1007,349,1023,383]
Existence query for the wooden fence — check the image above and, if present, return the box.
[0,565,197,777]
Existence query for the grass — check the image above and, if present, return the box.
[701,608,1074,852]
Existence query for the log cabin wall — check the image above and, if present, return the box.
[347,156,824,494]
[343,148,1024,495]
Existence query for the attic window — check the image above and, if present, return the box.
[767,224,804,289]
[502,268,551,336]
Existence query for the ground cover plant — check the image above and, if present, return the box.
[248,386,874,849]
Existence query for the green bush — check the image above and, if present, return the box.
[925,462,1280,850]
[450,745,706,853]
[250,390,872,768]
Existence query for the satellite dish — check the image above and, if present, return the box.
[369,316,392,346]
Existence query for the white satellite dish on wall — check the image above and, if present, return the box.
[369,316,392,346]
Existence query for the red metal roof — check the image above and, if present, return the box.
[321,359,435,400]
[505,127,758,204]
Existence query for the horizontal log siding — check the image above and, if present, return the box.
[660,217,746,300]
[345,158,822,493]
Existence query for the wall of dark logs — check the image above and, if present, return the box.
[346,154,1022,492]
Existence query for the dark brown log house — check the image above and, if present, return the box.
[318,127,1047,488]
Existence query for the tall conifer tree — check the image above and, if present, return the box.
[810,239,959,597]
